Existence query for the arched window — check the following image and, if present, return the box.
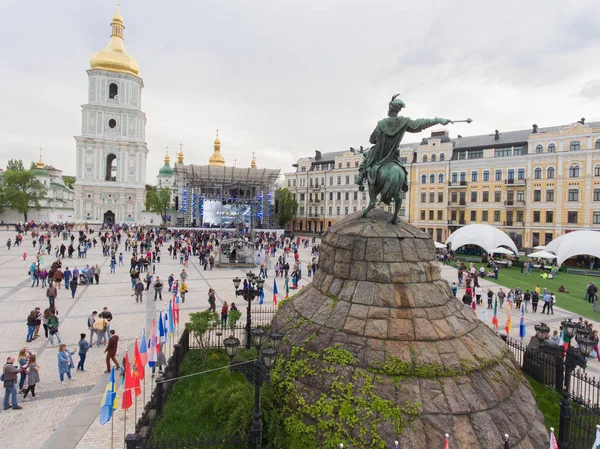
[547,167,555,179]
[429,174,435,183]
[535,144,543,154]
[569,165,580,178]
[109,83,118,99]
[438,173,444,183]
[423,155,428,163]
[439,153,445,161]
[421,174,427,184]
[548,143,555,153]
[596,139,600,150]
[534,167,542,179]
[105,154,117,181]
[431,154,436,162]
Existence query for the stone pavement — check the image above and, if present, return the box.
[0,229,314,449]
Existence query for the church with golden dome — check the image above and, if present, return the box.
[74,6,148,225]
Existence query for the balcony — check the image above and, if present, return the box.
[503,221,524,227]
[308,213,320,219]
[504,200,526,208]
[505,178,526,186]
[448,181,468,188]
[448,200,467,207]
[448,219,466,225]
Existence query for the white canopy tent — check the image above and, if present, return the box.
[533,245,546,250]
[445,224,518,255]
[545,231,600,266]
[491,247,515,255]
[434,241,447,249]
[527,250,557,259]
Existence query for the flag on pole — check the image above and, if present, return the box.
[519,306,526,340]
[273,278,278,306]
[504,434,509,449]
[591,424,600,449]
[491,297,499,330]
[99,367,118,425]
[285,276,289,299]
[480,306,488,323]
[121,352,133,410]
[163,310,170,347]
[158,311,166,344]
[549,427,558,449]
[443,433,449,449]
[259,286,264,305]
[131,340,142,397]
[148,319,157,368]
[139,327,148,367]
[168,301,175,336]
[505,305,512,336]
[173,294,180,325]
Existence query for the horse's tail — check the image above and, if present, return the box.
[380,166,403,204]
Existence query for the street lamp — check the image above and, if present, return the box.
[232,271,265,349]
[534,322,550,342]
[223,328,282,449]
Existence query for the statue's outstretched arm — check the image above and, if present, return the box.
[406,117,451,133]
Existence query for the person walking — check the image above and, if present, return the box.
[523,289,531,312]
[542,291,552,314]
[153,276,163,301]
[33,307,42,340]
[99,307,113,335]
[167,274,174,292]
[46,284,57,308]
[3,356,22,410]
[17,348,30,393]
[221,301,228,327]
[22,354,39,399]
[104,330,120,373]
[77,334,90,371]
[57,344,75,384]
[208,288,216,312]
[63,267,72,289]
[134,279,144,303]
[180,282,188,303]
[47,312,61,346]
[93,264,101,284]
[87,311,97,346]
[26,311,37,342]
[93,317,109,346]
[531,290,540,313]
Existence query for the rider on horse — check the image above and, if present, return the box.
[356,94,452,193]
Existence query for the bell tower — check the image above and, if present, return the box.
[74,6,148,224]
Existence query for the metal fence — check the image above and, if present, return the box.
[131,430,249,449]
[189,307,278,350]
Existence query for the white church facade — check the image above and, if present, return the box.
[74,7,148,225]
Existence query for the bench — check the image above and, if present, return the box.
[567,269,600,277]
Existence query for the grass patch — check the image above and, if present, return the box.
[524,374,561,431]
[455,262,598,319]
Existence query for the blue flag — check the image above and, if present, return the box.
[259,286,264,305]
[99,367,118,425]
[519,305,526,339]
[158,310,165,343]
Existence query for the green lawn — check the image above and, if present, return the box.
[461,263,599,320]
[524,374,561,432]
[150,349,284,447]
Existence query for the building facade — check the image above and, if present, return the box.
[74,7,148,225]
[285,120,600,248]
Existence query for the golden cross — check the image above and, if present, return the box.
[179,143,183,152]
[234,158,237,168]
[252,151,256,160]
[39,147,43,160]
[165,145,169,154]
[216,128,219,139]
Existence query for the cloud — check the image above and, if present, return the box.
[0,0,599,182]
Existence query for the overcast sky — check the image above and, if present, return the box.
[1,0,599,182]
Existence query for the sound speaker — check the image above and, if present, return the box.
[175,196,179,211]
[275,200,280,214]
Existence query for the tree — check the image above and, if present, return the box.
[185,310,220,367]
[62,176,75,189]
[1,170,47,221]
[6,159,26,172]
[146,187,172,225]
[275,187,298,227]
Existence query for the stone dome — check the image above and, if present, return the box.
[270,209,548,449]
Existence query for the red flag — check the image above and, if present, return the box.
[121,353,133,409]
[173,296,179,325]
[549,428,558,449]
[132,339,144,398]
[443,433,449,449]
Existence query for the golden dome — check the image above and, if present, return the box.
[90,7,140,76]
[177,143,184,164]
[164,151,171,165]
[250,151,257,169]
[209,130,225,167]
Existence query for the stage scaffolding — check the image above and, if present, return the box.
[173,164,281,229]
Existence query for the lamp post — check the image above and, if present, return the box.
[536,318,595,449]
[223,328,283,449]
[232,271,265,349]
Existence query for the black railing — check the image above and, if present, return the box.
[129,430,249,449]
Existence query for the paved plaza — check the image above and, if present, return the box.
[0,229,599,449]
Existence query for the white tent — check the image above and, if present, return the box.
[533,245,546,250]
[527,250,557,259]
[491,247,514,255]
[445,224,518,255]
[434,241,446,249]
[545,231,600,266]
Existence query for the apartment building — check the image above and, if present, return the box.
[284,120,600,248]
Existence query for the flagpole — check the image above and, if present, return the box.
[111,402,114,449]
[123,406,127,449]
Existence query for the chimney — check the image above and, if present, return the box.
[420,138,428,145]
[315,150,322,160]
[457,135,462,138]
[494,130,500,140]
[532,124,538,133]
